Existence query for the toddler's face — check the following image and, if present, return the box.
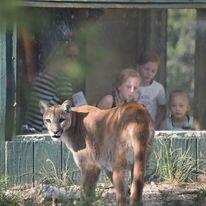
[139,61,158,85]
[118,77,140,102]
[170,95,189,119]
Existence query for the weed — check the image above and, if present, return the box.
[65,183,108,206]
[0,175,20,206]
[38,155,77,187]
[0,176,7,192]
[155,139,196,184]
[192,188,206,206]
[196,188,206,200]
[0,193,19,206]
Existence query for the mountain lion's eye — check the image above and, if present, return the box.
[59,118,65,123]
[45,119,51,123]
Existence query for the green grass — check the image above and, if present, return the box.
[0,175,20,206]
[38,156,76,187]
[68,188,107,206]
[196,188,206,199]
[154,140,196,184]
[37,158,108,205]
[0,176,6,192]
[192,188,206,206]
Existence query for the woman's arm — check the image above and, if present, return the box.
[96,95,114,109]
[156,104,167,130]
[193,119,201,130]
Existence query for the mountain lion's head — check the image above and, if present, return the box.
[40,100,73,141]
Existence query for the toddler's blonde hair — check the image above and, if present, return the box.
[169,89,191,111]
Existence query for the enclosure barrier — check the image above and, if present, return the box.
[2,131,206,186]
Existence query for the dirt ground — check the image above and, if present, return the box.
[104,182,206,206]
[2,182,206,206]
[141,182,206,206]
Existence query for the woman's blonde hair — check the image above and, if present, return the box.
[113,68,141,89]
[113,68,141,106]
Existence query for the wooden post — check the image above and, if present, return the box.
[85,9,167,103]
[136,9,167,87]
[85,9,141,103]
[194,9,206,129]
[5,25,17,141]
[0,23,6,174]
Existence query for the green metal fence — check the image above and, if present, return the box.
[1,131,206,186]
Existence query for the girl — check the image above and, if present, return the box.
[97,68,141,109]
[136,51,166,130]
[165,89,200,130]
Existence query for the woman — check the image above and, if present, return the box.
[97,68,141,109]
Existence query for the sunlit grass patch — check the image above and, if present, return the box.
[0,175,20,206]
[38,156,77,188]
[155,139,196,184]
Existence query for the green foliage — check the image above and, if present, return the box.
[0,0,51,34]
[0,175,12,193]
[38,157,76,188]
[155,139,196,184]
[167,9,196,97]
[66,183,107,206]
[0,176,19,206]
[0,194,19,206]
[196,188,206,199]
[0,0,21,26]
[71,192,106,205]
[192,188,206,206]
[0,176,7,193]
[37,156,109,205]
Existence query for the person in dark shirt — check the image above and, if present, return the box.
[22,43,79,133]
[97,68,141,109]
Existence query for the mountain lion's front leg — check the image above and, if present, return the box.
[113,168,127,206]
[81,164,101,198]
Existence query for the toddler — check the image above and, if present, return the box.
[165,89,200,130]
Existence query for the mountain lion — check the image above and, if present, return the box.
[40,100,154,206]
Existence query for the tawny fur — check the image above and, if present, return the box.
[41,101,154,206]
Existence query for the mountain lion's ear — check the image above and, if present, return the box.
[62,100,72,112]
[39,101,49,114]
